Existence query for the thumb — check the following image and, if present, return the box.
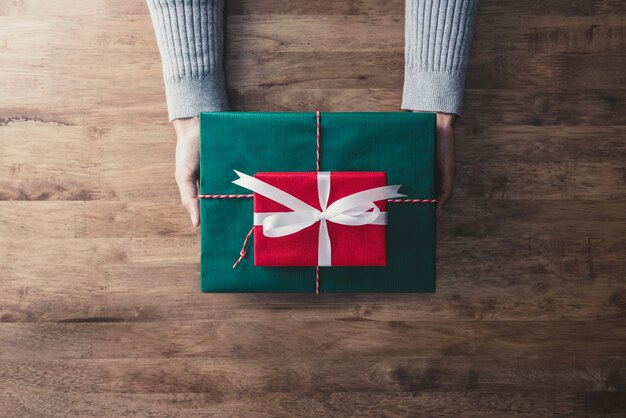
[175,168,200,228]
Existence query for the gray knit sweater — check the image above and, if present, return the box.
[147,0,478,121]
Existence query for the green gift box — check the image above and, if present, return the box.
[199,111,436,293]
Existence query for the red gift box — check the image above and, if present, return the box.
[251,172,390,267]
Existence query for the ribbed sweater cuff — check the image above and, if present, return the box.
[164,73,229,121]
[147,0,228,121]
[401,70,466,115]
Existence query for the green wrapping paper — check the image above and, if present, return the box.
[199,112,436,293]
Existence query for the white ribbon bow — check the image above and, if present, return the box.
[232,170,406,266]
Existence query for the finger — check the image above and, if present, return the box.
[436,180,453,219]
[436,192,450,219]
[176,170,200,228]
[183,194,200,228]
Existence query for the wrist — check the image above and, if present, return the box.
[436,112,457,128]
[173,116,199,138]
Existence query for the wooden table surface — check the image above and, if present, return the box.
[1,0,625,416]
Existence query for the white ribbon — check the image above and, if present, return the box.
[232,170,406,266]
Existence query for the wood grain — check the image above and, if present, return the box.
[0,0,625,416]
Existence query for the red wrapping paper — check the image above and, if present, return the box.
[253,172,388,266]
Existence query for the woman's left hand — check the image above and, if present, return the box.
[435,112,457,219]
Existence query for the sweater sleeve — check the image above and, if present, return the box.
[147,0,229,121]
[402,0,479,115]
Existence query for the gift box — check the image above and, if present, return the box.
[199,112,436,293]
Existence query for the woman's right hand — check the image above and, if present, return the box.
[173,116,201,228]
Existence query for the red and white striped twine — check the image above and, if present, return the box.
[388,198,438,203]
[232,226,254,269]
[197,194,253,199]
[315,266,320,294]
[315,110,321,292]
[315,110,321,172]
[197,196,437,203]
